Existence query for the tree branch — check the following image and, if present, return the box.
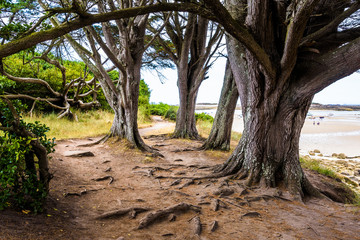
[205,0,275,79]
[280,0,320,81]
[0,2,211,59]
[314,27,360,51]
[86,26,127,76]
[294,36,360,100]
[144,12,172,51]
[300,2,360,47]
[0,70,62,97]
[1,94,66,110]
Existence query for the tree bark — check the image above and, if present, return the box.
[214,76,320,199]
[172,15,222,139]
[107,61,153,152]
[173,67,200,139]
[47,0,155,152]
[213,0,326,199]
[201,60,239,151]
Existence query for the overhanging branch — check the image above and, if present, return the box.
[300,2,360,47]
[280,0,320,81]
[294,37,360,99]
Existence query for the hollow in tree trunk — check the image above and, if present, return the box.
[201,60,239,151]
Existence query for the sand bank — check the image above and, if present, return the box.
[231,114,360,158]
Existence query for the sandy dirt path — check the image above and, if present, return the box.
[1,118,360,240]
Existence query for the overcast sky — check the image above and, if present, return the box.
[143,57,360,106]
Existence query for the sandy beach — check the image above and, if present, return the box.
[300,114,360,158]
[231,110,360,158]
[197,108,360,159]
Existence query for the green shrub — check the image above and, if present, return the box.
[195,112,214,123]
[164,106,178,121]
[150,102,171,116]
[0,100,55,213]
[150,103,179,121]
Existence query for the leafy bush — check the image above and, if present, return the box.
[195,112,214,123]
[0,100,55,213]
[149,102,171,116]
[164,106,178,121]
[150,103,179,121]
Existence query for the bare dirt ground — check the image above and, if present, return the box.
[1,119,360,240]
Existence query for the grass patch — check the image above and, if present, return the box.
[300,157,338,179]
[196,120,242,142]
[231,131,242,142]
[23,110,114,140]
[23,108,155,140]
[138,106,152,129]
[196,120,213,138]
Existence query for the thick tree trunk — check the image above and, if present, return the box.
[215,92,320,198]
[171,15,221,139]
[201,60,239,151]
[173,69,199,139]
[214,36,320,199]
[62,4,155,152]
[108,61,154,152]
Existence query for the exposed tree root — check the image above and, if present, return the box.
[209,220,219,232]
[220,197,247,209]
[213,187,234,197]
[92,175,114,185]
[78,134,165,157]
[172,148,195,153]
[143,134,170,140]
[178,179,195,189]
[170,179,181,186]
[241,212,261,219]
[190,216,202,236]
[169,190,191,197]
[132,170,154,177]
[64,151,95,157]
[211,198,228,211]
[212,199,220,211]
[64,189,87,197]
[64,187,105,197]
[95,207,151,220]
[137,203,201,229]
[78,134,110,147]
[132,166,172,172]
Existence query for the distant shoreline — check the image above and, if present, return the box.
[196,103,360,111]
[310,103,360,111]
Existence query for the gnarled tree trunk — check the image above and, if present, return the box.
[214,64,319,198]
[158,13,222,139]
[213,0,360,199]
[201,60,238,151]
[173,67,200,139]
[48,0,155,152]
